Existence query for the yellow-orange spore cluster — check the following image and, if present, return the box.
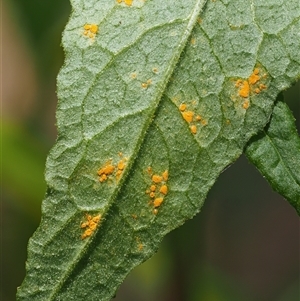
[141,79,152,89]
[83,24,98,39]
[117,0,133,6]
[81,214,101,239]
[146,169,169,214]
[97,155,127,183]
[135,237,144,251]
[235,68,267,109]
[179,102,207,134]
[236,80,250,98]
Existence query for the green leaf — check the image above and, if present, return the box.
[17,0,300,300]
[245,97,300,214]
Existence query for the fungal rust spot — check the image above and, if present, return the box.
[201,119,208,126]
[141,79,152,89]
[118,160,125,170]
[248,68,260,85]
[153,198,164,208]
[259,84,267,90]
[97,154,127,183]
[152,175,163,183]
[81,214,101,239]
[160,185,168,195]
[243,100,250,109]
[190,125,197,134]
[236,67,267,98]
[235,79,243,87]
[117,0,133,6]
[179,103,187,112]
[152,67,158,73]
[83,24,98,39]
[182,111,194,123]
[146,169,169,214]
[150,185,156,192]
[99,174,108,183]
[238,80,250,98]
[162,170,168,181]
[138,243,143,251]
[97,164,115,177]
[130,73,137,79]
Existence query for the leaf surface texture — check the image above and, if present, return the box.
[17,0,300,300]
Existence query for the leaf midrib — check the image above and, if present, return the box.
[48,1,208,300]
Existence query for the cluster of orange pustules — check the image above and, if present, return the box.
[235,68,267,109]
[179,103,207,135]
[146,170,169,214]
[141,79,152,89]
[81,214,101,239]
[83,24,98,39]
[97,157,127,183]
[117,0,133,6]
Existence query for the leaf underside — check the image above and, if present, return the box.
[17,0,300,300]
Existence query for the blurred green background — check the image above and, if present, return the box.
[1,1,299,300]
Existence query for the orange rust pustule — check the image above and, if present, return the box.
[248,68,260,85]
[259,84,267,90]
[97,164,115,176]
[235,79,243,87]
[153,198,164,208]
[83,24,98,39]
[201,119,208,126]
[238,81,250,98]
[99,174,107,183]
[117,0,133,5]
[152,175,163,183]
[117,160,125,170]
[182,111,194,123]
[160,185,168,195]
[150,185,156,192]
[162,170,169,181]
[179,103,187,111]
[81,214,101,239]
[190,125,197,134]
[243,100,250,109]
